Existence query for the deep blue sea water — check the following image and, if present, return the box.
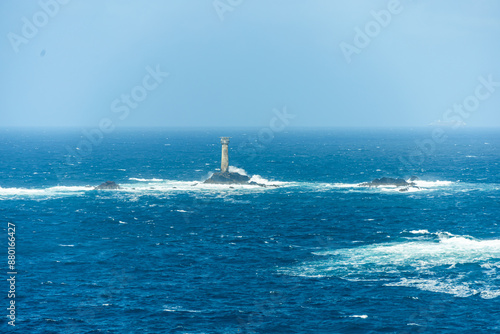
[1,127,499,333]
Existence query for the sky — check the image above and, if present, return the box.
[1,0,499,128]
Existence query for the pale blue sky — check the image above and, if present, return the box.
[1,0,499,127]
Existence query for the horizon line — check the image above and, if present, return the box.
[1,125,500,130]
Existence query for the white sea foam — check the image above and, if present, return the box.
[284,232,500,299]
[0,178,488,200]
[480,290,500,299]
[119,179,285,195]
[0,186,91,197]
[313,234,500,269]
[0,187,46,195]
[369,179,454,193]
[162,305,201,313]
[306,179,456,193]
[0,177,287,200]
[328,183,360,188]
[349,315,368,319]
[380,186,421,193]
[49,186,93,192]
[412,180,454,187]
[215,166,288,187]
[409,229,430,234]
[385,279,500,299]
[228,166,248,175]
[385,278,481,298]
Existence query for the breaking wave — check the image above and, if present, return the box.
[0,177,494,200]
[412,180,454,187]
[0,186,92,198]
[228,166,248,175]
[228,166,285,186]
[0,179,286,200]
[129,178,164,182]
[282,232,500,299]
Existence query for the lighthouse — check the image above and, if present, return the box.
[204,136,251,184]
[220,137,230,173]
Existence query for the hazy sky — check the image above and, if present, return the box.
[1,0,499,127]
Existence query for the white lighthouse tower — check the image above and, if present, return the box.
[203,136,251,184]
[220,137,230,173]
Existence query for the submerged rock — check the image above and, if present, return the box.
[358,177,415,188]
[95,181,121,190]
[399,185,421,192]
[204,172,251,185]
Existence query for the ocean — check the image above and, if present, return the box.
[1,127,499,333]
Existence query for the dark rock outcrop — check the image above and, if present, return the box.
[203,171,280,187]
[204,172,251,185]
[358,177,415,188]
[95,181,121,190]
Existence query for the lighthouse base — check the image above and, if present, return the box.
[204,172,251,185]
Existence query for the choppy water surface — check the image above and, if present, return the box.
[1,128,499,333]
